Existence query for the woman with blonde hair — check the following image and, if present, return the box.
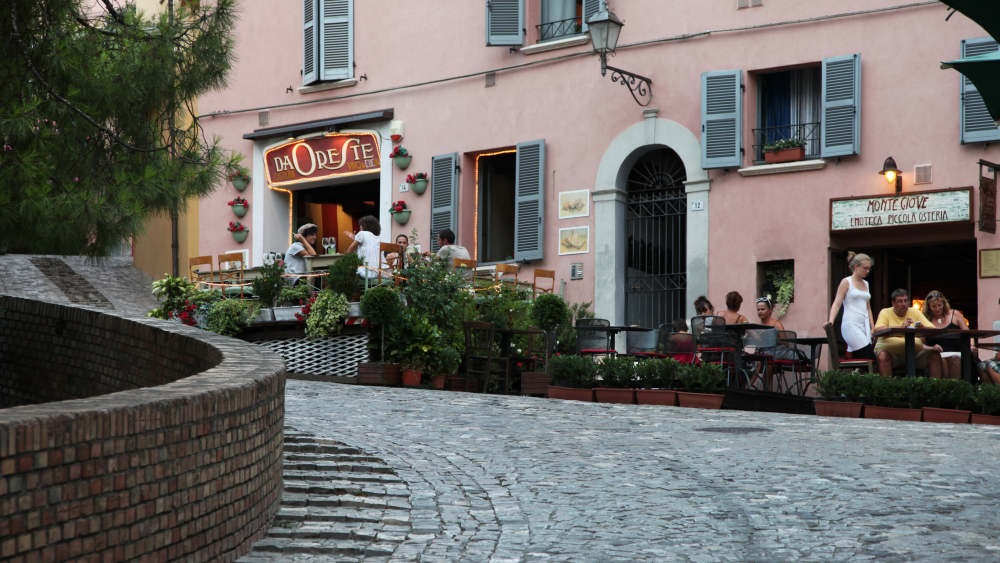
[922,290,969,379]
[825,252,876,361]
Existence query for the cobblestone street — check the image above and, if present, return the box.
[278,380,1000,563]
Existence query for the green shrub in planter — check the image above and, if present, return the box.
[305,290,350,339]
[530,294,569,333]
[250,259,286,308]
[205,299,261,337]
[279,284,311,307]
[430,346,462,376]
[863,376,920,408]
[915,378,974,410]
[677,363,725,394]
[974,384,1000,416]
[361,286,403,326]
[547,354,597,389]
[815,370,867,402]
[327,253,365,300]
[635,358,683,390]
[598,356,636,388]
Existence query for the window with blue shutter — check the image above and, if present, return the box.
[581,0,600,33]
[820,54,861,158]
[431,154,459,254]
[303,0,318,86]
[486,0,524,47]
[961,37,1000,144]
[320,0,353,81]
[514,140,545,262]
[701,70,743,169]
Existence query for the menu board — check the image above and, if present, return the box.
[981,248,1000,278]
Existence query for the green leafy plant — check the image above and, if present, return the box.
[205,299,261,337]
[677,363,726,394]
[762,137,806,153]
[547,354,597,389]
[916,378,974,410]
[557,300,594,355]
[636,358,683,390]
[401,256,473,354]
[250,259,286,308]
[530,294,569,333]
[387,309,442,371]
[764,263,794,319]
[429,346,462,376]
[305,290,350,339]
[815,370,866,402]
[598,356,636,389]
[863,376,920,409]
[974,384,1000,416]
[278,284,311,307]
[327,253,365,301]
[148,274,197,319]
[360,286,403,326]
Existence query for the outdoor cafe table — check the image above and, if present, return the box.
[871,327,1000,381]
[778,336,827,384]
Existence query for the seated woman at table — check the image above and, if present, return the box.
[284,223,318,286]
[719,291,749,324]
[694,295,714,316]
[977,351,1000,384]
[921,290,968,380]
[755,298,784,330]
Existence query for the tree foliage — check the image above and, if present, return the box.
[0,0,242,255]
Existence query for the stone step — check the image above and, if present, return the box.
[283,442,364,455]
[283,461,395,474]
[265,523,409,543]
[275,506,409,524]
[284,452,384,464]
[283,482,409,498]
[283,470,403,483]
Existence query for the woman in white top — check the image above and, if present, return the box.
[344,215,385,280]
[825,252,877,361]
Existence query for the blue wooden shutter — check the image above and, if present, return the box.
[821,54,861,158]
[431,153,459,254]
[320,0,353,81]
[700,70,743,169]
[514,140,545,262]
[581,0,601,33]
[303,0,318,85]
[961,37,1000,144]
[486,0,523,47]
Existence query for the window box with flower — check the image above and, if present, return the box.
[389,146,411,169]
[228,221,248,242]
[229,169,251,191]
[406,172,428,195]
[762,138,807,164]
[389,200,410,225]
[228,196,249,218]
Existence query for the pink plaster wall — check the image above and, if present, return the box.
[197,0,1000,336]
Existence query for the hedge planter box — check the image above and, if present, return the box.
[595,388,637,404]
[548,386,595,402]
[763,147,806,164]
[231,229,248,243]
[636,389,678,406]
[864,406,922,421]
[814,400,863,418]
[273,306,300,322]
[521,372,552,396]
[971,414,1000,425]
[358,362,401,386]
[401,369,422,387]
[677,392,725,409]
[922,407,970,424]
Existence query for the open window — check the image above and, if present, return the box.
[753,66,821,164]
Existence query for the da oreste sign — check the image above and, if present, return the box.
[264,132,380,186]
[830,188,972,231]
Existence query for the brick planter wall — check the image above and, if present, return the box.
[0,296,286,563]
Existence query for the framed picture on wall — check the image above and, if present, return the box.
[558,190,590,219]
[558,226,589,255]
[980,248,1000,278]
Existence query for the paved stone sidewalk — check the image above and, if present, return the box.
[283,381,1000,562]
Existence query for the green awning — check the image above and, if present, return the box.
[942,50,1000,126]
[941,1,1000,44]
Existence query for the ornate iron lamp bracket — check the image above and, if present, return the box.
[607,65,653,107]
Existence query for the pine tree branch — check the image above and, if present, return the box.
[100,0,126,25]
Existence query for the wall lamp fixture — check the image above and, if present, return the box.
[587,5,652,107]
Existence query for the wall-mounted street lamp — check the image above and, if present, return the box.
[587,6,652,107]
[879,156,903,194]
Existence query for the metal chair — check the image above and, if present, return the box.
[532,269,556,299]
[463,321,510,393]
[740,327,778,390]
[774,330,817,395]
[576,318,614,358]
[625,329,661,358]
[495,263,518,288]
[691,315,737,374]
[660,331,699,364]
[217,252,245,299]
[823,324,873,375]
[188,256,214,287]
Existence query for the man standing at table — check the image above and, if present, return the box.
[874,288,944,378]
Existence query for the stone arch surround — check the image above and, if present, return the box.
[0,295,286,563]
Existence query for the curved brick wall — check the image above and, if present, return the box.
[0,296,286,563]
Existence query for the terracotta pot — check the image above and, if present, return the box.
[430,375,446,389]
[677,392,725,409]
[763,147,806,164]
[814,400,863,418]
[636,389,679,406]
[595,388,637,404]
[357,363,401,386]
[864,406,922,421]
[921,407,970,424]
[547,386,595,402]
[971,414,1000,425]
[401,369,422,386]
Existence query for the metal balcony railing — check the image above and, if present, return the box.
[537,16,582,42]
[752,122,821,164]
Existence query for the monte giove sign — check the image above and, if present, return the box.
[264,133,380,186]
[830,188,972,231]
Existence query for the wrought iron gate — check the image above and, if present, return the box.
[625,148,687,329]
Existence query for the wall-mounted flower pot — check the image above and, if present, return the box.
[393,155,411,170]
[231,204,248,218]
[231,229,248,243]
[401,369,422,387]
[392,210,411,225]
[763,147,806,164]
[595,388,636,404]
[864,406,922,421]
[921,407,970,424]
[971,414,1000,425]
[547,386,595,402]
[232,178,250,191]
[636,389,679,406]
[412,179,428,194]
[430,374,447,389]
[677,392,725,409]
[814,400,863,418]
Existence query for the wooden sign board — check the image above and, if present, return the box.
[264,132,380,186]
[830,188,972,232]
[980,248,1000,279]
[980,177,996,233]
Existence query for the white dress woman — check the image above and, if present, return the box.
[825,252,877,361]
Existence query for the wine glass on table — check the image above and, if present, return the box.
[322,237,330,254]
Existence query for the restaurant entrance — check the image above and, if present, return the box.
[291,177,379,254]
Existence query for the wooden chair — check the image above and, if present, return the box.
[463,321,510,393]
[532,269,556,299]
[495,263,518,288]
[188,256,213,286]
[453,258,477,280]
[380,242,405,272]
[824,323,873,374]
[218,252,246,299]
[519,328,553,397]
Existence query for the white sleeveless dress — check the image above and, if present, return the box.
[841,278,871,352]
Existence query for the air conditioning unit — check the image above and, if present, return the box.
[914,164,932,184]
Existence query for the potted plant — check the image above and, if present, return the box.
[400,358,426,387]
[762,138,807,164]
[813,370,865,418]
[249,259,286,321]
[184,289,222,327]
[389,146,411,169]
[862,376,922,421]
[387,309,441,387]
[676,363,726,409]
[228,221,248,243]
[148,274,197,320]
[357,286,404,386]
[635,358,682,406]
[547,354,596,402]
[274,283,310,322]
[530,294,568,354]
[326,253,365,302]
[229,169,251,191]
[389,200,410,225]
[595,356,637,404]
[204,299,261,337]
[919,378,972,423]
[228,197,249,218]
[429,346,461,389]
[407,172,429,195]
[304,289,350,339]
[972,384,1000,425]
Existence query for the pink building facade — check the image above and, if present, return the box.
[197,0,1000,355]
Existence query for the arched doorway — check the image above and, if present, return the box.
[625,147,687,328]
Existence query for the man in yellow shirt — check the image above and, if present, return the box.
[874,288,943,378]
